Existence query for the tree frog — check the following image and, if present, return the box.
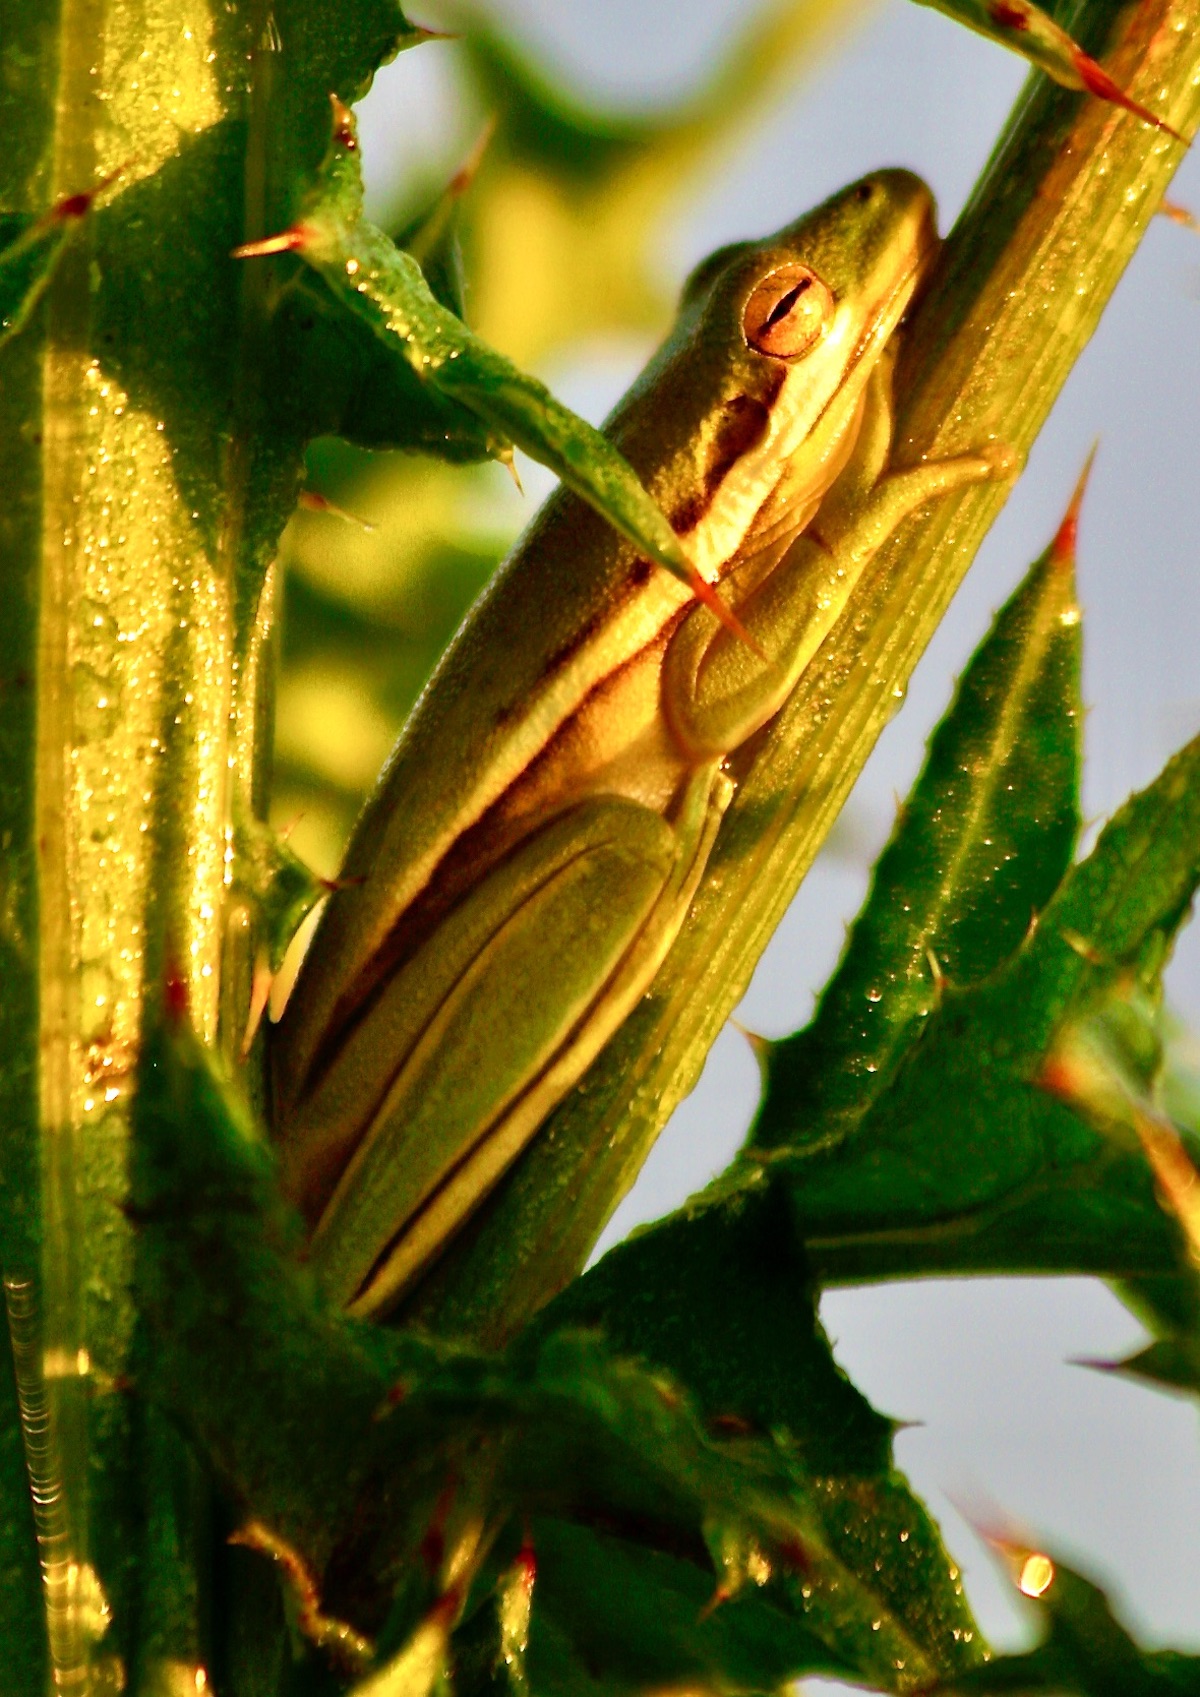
[271,169,1005,1320]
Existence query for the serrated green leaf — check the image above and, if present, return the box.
[910,0,1182,139]
[756,496,1083,1151]
[540,1185,985,1692]
[523,1517,854,1697]
[547,1183,891,1472]
[268,273,498,461]
[135,1017,876,1684]
[131,1002,401,1567]
[939,1557,1200,1695]
[771,735,1200,1286]
[248,103,693,584]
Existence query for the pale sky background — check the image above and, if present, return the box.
[355,0,1200,1663]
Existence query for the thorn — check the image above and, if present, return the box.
[500,448,524,495]
[925,946,946,992]
[1050,443,1098,565]
[232,225,311,259]
[698,1582,734,1621]
[688,570,768,661]
[447,116,497,199]
[329,94,358,152]
[373,1378,410,1419]
[1070,47,1185,142]
[408,21,461,43]
[708,1411,755,1437]
[320,871,366,894]
[515,1529,538,1586]
[49,163,127,225]
[1160,196,1200,234]
[985,0,1183,137]
[729,1015,771,1068]
[298,489,378,531]
[1068,1353,1123,1374]
[1036,1050,1078,1101]
[240,951,273,1060]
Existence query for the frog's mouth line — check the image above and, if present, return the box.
[832,242,933,412]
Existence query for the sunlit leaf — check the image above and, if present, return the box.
[240,101,694,584]
[754,728,1200,1292]
[911,0,1183,138]
[756,475,1084,1152]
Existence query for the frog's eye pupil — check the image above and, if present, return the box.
[763,277,811,329]
[743,265,834,359]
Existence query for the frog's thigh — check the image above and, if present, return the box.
[664,448,1001,761]
[279,791,675,1226]
[311,771,730,1318]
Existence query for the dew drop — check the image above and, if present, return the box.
[71,664,122,741]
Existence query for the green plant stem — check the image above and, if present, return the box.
[405,0,1200,1347]
[0,2,259,1687]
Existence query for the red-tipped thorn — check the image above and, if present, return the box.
[448,116,497,199]
[1071,49,1185,142]
[232,225,311,260]
[698,1582,735,1621]
[1049,443,1097,566]
[516,1530,537,1586]
[319,871,366,894]
[1160,197,1200,234]
[298,490,378,532]
[729,1015,770,1058]
[688,570,767,660]
[409,22,460,44]
[50,164,126,225]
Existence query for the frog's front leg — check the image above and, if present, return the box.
[288,765,731,1318]
[662,445,1006,762]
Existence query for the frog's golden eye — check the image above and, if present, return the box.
[742,265,834,359]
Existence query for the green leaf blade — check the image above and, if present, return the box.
[273,105,693,581]
[540,1185,986,1691]
[756,494,1083,1150]
[786,732,1200,1286]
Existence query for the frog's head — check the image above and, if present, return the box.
[609,170,938,584]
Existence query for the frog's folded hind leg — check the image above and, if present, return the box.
[295,766,731,1319]
[663,446,1005,761]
